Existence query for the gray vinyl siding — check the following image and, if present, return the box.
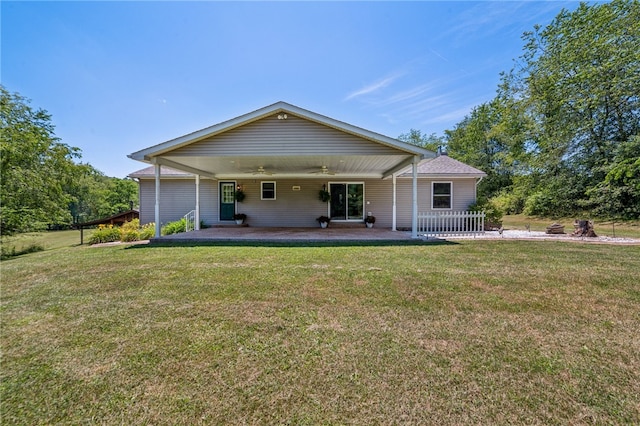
[169,115,402,157]
[138,179,217,226]
[395,178,477,229]
[234,179,333,227]
[138,176,477,229]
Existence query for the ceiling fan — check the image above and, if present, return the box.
[249,166,273,175]
[308,165,336,175]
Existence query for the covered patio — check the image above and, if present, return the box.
[151,226,426,244]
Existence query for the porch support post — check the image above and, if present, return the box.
[392,174,397,231]
[195,175,200,231]
[154,163,161,238]
[411,156,419,239]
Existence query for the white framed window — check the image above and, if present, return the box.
[261,181,276,200]
[432,181,452,209]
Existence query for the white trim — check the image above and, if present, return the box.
[148,157,216,179]
[261,181,277,200]
[431,181,453,210]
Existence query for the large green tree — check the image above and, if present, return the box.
[445,95,533,200]
[509,0,639,216]
[1,86,138,234]
[1,86,80,233]
[66,164,138,223]
[447,0,639,218]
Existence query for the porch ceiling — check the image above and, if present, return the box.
[156,153,414,179]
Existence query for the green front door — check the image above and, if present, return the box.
[220,182,236,221]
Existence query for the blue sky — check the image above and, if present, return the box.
[2,1,580,178]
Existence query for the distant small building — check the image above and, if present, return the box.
[76,210,139,227]
[74,210,139,244]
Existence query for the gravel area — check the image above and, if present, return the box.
[442,229,640,244]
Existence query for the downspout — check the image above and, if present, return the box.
[474,176,484,200]
[154,163,161,238]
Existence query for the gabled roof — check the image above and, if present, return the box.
[129,101,433,162]
[128,166,193,179]
[398,154,486,178]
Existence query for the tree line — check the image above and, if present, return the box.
[1,86,137,235]
[403,0,639,219]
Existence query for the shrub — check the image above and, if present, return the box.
[120,229,139,242]
[469,197,503,229]
[139,222,156,240]
[88,225,121,245]
[120,219,140,242]
[161,218,186,236]
[492,190,526,215]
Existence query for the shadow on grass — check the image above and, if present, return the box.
[125,239,458,249]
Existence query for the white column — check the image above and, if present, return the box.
[154,163,161,238]
[195,175,200,231]
[392,174,397,231]
[411,156,419,239]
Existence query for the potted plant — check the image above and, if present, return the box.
[234,189,246,202]
[364,215,376,228]
[233,213,247,225]
[316,215,331,228]
[318,189,331,203]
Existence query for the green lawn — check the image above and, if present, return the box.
[2,240,639,424]
[1,229,90,253]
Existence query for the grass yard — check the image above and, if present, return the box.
[1,229,90,254]
[2,240,639,424]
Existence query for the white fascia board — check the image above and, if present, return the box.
[128,101,437,161]
[128,108,277,161]
[397,173,487,179]
[152,157,218,179]
[282,103,436,156]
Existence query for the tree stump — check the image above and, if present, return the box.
[573,220,597,237]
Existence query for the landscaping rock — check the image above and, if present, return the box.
[545,223,565,234]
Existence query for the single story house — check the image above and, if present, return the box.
[128,102,485,238]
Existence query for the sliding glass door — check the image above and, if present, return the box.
[329,183,364,221]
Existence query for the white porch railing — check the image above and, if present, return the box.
[184,210,196,232]
[418,210,485,237]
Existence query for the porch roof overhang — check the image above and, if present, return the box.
[128,102,435,180]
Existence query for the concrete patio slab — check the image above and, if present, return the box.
[150,226,423,244]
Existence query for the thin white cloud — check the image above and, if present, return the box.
[428,48,449,63]
[344,72,404,101]
[439,1,571,43]
[421,103,479,126]
[377,84,437,106]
